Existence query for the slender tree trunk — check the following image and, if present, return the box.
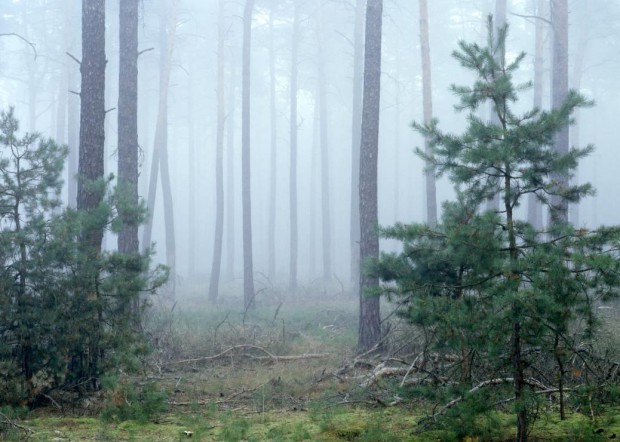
[486,0,507,212]
[208,0,226,304]
[309,102,320,280]
[267,9,278,284]
[67,68,79,208]
[118,0,139,256]
[187,74,196,278]
[225,61,236,281]
[242,0,256,310]
[419,0,437,226]
[316,4,332,283]
[289,3,300,292]
[350,0,364,293]
[527,0,545,230]
[358,0,383,352]
[142,0,179,299]
[549,0,569,224]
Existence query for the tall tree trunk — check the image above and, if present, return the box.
[208,0,226,304]
[527,0,545,230]
[225,60,236,281]
[486,0,507,212]
[358,0,383,352]
[350,0,364,293]
[316,4,332,283]
[187,74,196,278]
[289,3,300,292]
[419,0,437,226]
[242,0,256,310]
[309,102,320,280]
[267,9,278,284]
[142,0,179,298]
[118,0,139,256]
[77,0,106,387]
[549,0,569,224]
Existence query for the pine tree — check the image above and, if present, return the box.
[370,18,620,442]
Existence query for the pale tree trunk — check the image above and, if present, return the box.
[187,74,196,278]
[225,60,236,281]
[419,0,437,226]
[569,26,588,226]
[527,0,545,230]
[67,66,79,208]
[358,0,383,353]
[267,9,278,284]
[309,102,320,280]
[242,0,256,310]
[142,0,179,296]
[350,0,364,293]
[118,0,139,256]
[486,0,507,212]
[316,3,332,283]
[289,2,300,292]
[208,0,226,304]
[549,0,569,224]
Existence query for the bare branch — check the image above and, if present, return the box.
[66,52,81,66]
[0,33,37,59]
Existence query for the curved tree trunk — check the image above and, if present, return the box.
[358,0,383,352]
[242,0,256,310]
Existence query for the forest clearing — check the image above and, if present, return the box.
[3,290,620,441]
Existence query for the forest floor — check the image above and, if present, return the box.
[3,282,620,441]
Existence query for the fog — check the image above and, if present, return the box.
[1,0,619,295]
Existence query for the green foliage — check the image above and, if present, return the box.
[100,377,167,423]
[0,107,168,406]
[370,17,620,440]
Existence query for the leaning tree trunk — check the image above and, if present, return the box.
[316,3,332,283]
[419,0,437,226]
[242,0,256,310]
[350,0,364,292]
[208,0,226,305]
[142,0,179,298]
[549,0,569,225]
[289,2,300,293]
[357,0,383,353]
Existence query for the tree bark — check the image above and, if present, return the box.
[357,0,383,352]
[289,3,300,292]
[419,0,437,227]
[117,0,139,256]
[208,0,226,304]
[78,0,106,250]
[350,0,364,293]
[242,0,256,310]
[549,0,569,224]
[225,58,236,281]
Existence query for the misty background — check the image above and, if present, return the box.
[0,0,618,295]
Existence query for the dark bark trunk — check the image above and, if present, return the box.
[225,60,236,281]
[117,0,139,256]
[419,0,437,227]
[350,0,364,293]
[357,0,383,353]
[242,0,256,310]
[549,0,569,224]
[78,0,106,250]
[289,3,300,292]
[208,0,226,304]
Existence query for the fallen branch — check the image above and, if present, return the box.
[0,411,32,435]
[162,345,329,366]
